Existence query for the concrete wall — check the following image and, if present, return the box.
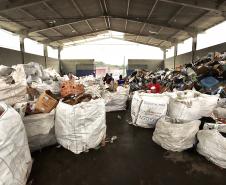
[165,42,226,69]
[61,59,95,75]
[0,47,22,66]
[128,59,164,71]
[24,53,45,66]
[46,57,60,72]
[0,47,59,72]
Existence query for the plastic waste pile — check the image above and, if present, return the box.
[128,51,226,97]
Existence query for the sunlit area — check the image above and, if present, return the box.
[178,38,192,55]
[62,39,164,63]
[62,32,163,77]
[47,46,58,59]
[24,38,44,56]
[166,46,175,59]
[0,29,20,51]
[197,21,226,50]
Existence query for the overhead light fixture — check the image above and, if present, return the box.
[49,20,56,26]
[71,30,76,33]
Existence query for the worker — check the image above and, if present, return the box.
[68,72,74,81]
[118,75,125,86]
[103,73,113,84]
[148,78,161,93]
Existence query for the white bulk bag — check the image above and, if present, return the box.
[55,99,106,154]
[103,87,129,112]
[197,126,226,168]
[213,107,226,119]
[168,90,218,121]
[131,91,143,124]
[0,103,32,185]
[0,65,27,106]
[23,110,57,152]
[153,117,201,152]
[131,92,169,128]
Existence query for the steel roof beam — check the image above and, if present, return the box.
[44,28,177,44]
[103,0,111,29]
[125,0,131,31]
[98,0,109,29]
[71,0,94,32]
[27,15,195,34]
[159,0,223,13]
[136,0,159,41]
[0,0,48,12]
[167,5,184,24]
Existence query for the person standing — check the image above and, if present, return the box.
[118,75,125,86]
[148,78,161,93]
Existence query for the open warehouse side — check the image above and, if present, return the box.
[0,0,226,185]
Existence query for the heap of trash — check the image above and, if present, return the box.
[128,52,226,97]
[129,51,226,169]
[0,62,130,184]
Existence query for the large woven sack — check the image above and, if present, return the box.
[153,117,200,152]
[168,90,218,121]
[131,92,169,128]
[197,125,226,168]
[0,102,32,185]
[55,99,106,154]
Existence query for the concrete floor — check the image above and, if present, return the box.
[29,108,226,185]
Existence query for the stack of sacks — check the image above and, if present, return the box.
[85,85,102,98]
[0,64,27,105]
[103,86,129,112]
[151,90,219,152]
[153,117,201,152]
[79,76,103,98]
[23,110,57,152]
[23,62,44,84]
[131,92,169,128]
[24,63,61,95]
[0,102,32,184]
[79,75,96,87]
[55,98,106,154]
[197,123,226,168]
[167,90,219,121]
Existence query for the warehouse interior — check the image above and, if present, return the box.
[0,0,226,185]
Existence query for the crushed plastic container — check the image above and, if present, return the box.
[200,76,219,89]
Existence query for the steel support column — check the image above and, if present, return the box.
[20,36,25,64]
[173,44,178,69]
[44,44,48,68]
[58,47,62,74]
[192,35,197,63]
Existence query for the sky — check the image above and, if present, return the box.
[0,20,226,65]
[61,38,164,65]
